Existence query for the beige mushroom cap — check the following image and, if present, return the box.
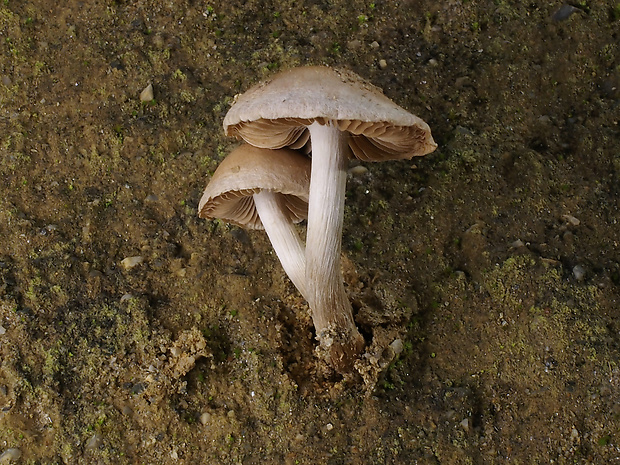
[224,66,437,162]
[198,144,310,230]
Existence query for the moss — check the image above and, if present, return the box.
[483,255,535,308]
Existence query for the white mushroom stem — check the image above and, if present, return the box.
[253,190,309,301]
[305,121,364,370]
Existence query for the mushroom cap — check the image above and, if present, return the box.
[223,66,437,162]
[198,144,310,230]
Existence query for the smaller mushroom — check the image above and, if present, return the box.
[198,144,310,300]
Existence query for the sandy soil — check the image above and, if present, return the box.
[0,0,619,463]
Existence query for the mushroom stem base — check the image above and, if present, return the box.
[306,121,364,372]
[316,325,366,373]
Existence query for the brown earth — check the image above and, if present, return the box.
[0,0,619,463]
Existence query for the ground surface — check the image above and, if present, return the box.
[0,0,619,463]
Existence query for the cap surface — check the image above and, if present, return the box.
[224,66,437,161]
[198,144,310,230]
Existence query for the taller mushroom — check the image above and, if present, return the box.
[224,66,437,372]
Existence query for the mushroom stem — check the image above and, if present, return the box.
[306,121,364,372]
[253,190,309,301]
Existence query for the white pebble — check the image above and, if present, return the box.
[389,339,404,355]
[573,265,586,282]
[200,412,212,425]
[378,59,388,69]
[326,423,334,431]
[121,256,143,270]
[348,165,368,176]
[0,448,21,462]
[460,418,469,431]
[140,83,154,102]
[0,326,6,336]
[85,432,103,450]
[562,214,580,226]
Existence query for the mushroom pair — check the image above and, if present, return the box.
[200,66,436,372]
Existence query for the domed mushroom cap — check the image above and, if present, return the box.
[198,144,310,230]
[224,66,437,162]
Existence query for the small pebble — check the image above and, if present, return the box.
[573,265,586,282]
[389,339,404,355]
[378,59,388,69]
[562,214,580,226]
[85,432,103,450]
[348,165,368,176]
[200,412,212,425]
[326,423,334,431]
[510,239,525,249]
[140,83,154,102]
[0,448,21,463]
[0,326,6,336]
[460,418,470,431]
[121,256,143,270]
[347,39,362,50]
[551,4,579,22]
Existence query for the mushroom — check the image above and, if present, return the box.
[198,144,311,301]
[223,66,437,372]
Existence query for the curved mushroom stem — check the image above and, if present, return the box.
[306,121,365,372]
[253,190,309,301]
